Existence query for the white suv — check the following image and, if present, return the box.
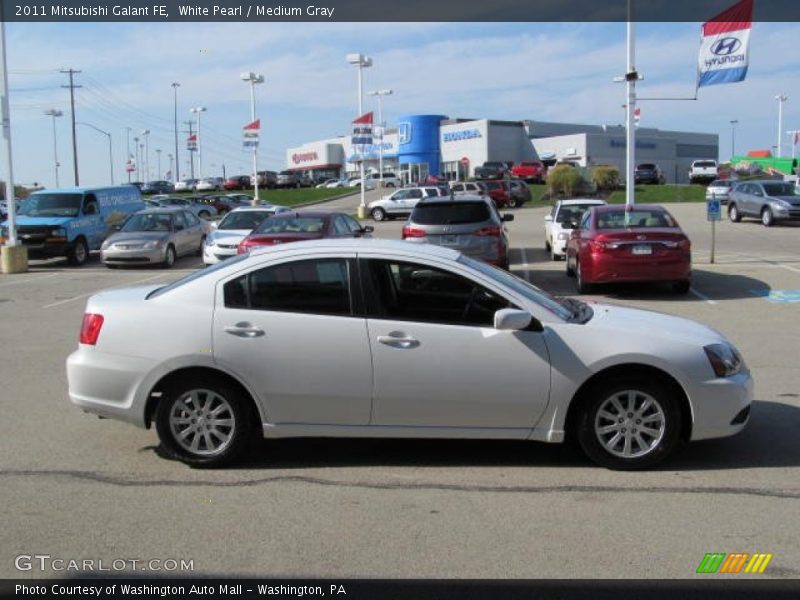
[367,187,442,221]
[689,160,719,184]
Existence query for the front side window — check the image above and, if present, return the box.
[365,259,513,327]
[224,258,352,317]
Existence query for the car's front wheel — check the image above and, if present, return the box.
[155,377,253,468]
[728,204,741,222]
[576,378,683,470]
[163,244,176,268]
[761,207,775,227]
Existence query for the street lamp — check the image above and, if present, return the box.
[240,71,265,205]
[167,153,174,180]
[775,94,788,157]
[346,53,373,218]
[132,136,139,180]
[77,122,114,184]
[190,107,207,179]
[44,109,63,187]
[729,119,738,161]
[367,89,393,188]
[155,148,162,179]
[141,129,150,181]
[171,82,180,183]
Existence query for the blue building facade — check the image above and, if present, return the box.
[397,114,447,179]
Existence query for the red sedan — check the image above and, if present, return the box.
[565,204,691,294]
[238,211,373,253]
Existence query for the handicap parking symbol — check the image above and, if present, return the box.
[751,289,800,304]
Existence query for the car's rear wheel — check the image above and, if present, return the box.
[565,253,575,277]
[371,207,386,222]
[163,245,176,268]
[728,204,741,223]
[196,236,206,256]
[673,280,691,294]
[155,377,252,468]
[576,258,592,293]
[761,207,774,227]
[576,378,683,470]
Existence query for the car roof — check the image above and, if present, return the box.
[592,203,665,213]
[271,210,343,218]
[137,207,183,214]
[558,199,607,206]
[229,205,287,213]
[418,194,488,204]
[249,238,462,260]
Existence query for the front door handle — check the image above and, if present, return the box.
[224,322,265,338]
[377,333,420,349]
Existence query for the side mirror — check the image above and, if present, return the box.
[362,225,374,233]
[494,309,532,331]
[112,224,122,231]
[502,214,514,222]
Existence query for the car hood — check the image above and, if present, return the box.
[586,303,725,346]
[209,229,250,243]
[105,231,170,244]
[772,195,800,205]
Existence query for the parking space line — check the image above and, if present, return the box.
[0,273,61,286]
[41,274,170,309]
[689,287,716,305]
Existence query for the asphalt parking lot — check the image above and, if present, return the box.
[1,194,798,579]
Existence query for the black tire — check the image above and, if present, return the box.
[761,207,774,227]
[155,376,253,468]
[728,204,741,223]
[163,245,176,268]
[371,207,387,222]
[551,248,561,261]
[566,254,575,277]
[66,237,89,266]
[673,280,691,295]
[545,239,551,252]
[576,259,593,294]
[386,183,396,188]
[576,377,683,470]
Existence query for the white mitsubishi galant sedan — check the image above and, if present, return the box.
[67,240,752,470]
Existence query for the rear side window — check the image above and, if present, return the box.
[411,202,491,225]
[224,258,352,316]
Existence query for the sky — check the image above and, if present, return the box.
[3,20,799,188]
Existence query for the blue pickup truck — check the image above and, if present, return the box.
[1,186,145,265]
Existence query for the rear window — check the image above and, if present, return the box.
[637,164,656,170]
[254,216,326,234]
[709,180,732,187]
[411,202,491,225]
[694,161,717,168]
[596,210,678,229]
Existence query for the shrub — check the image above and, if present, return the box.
[547,165,583,197]
[591,166,620,191]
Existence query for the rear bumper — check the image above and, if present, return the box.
[585,252,691,283]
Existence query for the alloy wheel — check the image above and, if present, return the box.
[593,390,666,459]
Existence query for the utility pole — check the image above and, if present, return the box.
[125,126,132,182]
[133,136,139,180]
[184,120,195,179]
[156,148,162,179]
[171,82,180,184]
[60,68,82,186]
[44,109,63,187]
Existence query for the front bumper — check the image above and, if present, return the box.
[102,245,166,264]
[689,371,753,440]
[202,243,238,265]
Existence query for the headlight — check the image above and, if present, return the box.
[143,240,163,249]
[51,228,66,237]
[704,343,744,378]
[776,200,791,209]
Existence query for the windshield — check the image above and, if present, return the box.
[19,193,83,217]
[637,164,656,170]
[762,183,798,196]
[596,209,677,229]
[460,256,573,321]
[218,210,274,230]
[121,212,173,232]
[254,216,326,234]
[556,204,598,224]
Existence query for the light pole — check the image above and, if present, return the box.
[190,107,207,180]
[368,89,393,189]
[125,126,133,182]
[132,136,139,180]
[77,122,113,184]
[346,53,372,218]
[167,153,174,180]
[240,71,264,205]
[44,109,63,187]
[155,148,162,179]
[775,94,788,157]
[729,119,738,161]
[171,82,180,183]
[141,129,150,181]
[139,143,144,181]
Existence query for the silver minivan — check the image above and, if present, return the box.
[402,195,513,269]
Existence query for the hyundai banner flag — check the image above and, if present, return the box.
[243,119,260,149]
[697,0,753,88]
[352,112,374,147]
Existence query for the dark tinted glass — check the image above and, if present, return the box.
[411,202,491,225]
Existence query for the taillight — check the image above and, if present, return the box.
[474,225,501,237]
[237,238,252,254]
[80,313,104,345]
[402,226,426,239]
[588,239,607,253]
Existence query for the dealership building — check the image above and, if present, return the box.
[285,115,719,185]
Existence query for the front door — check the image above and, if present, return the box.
[212,256,373,425]
[362,259,551,430]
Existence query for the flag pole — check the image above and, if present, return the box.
[625,2,637,208]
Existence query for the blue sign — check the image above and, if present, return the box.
[442,129,482,143]
[707,199,721,222]
[398,122,411,145]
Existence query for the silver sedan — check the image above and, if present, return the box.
[101,208,208,268]
[69,239,752,470]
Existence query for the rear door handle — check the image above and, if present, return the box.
[377,334,419,349]
[224,322,265,338]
